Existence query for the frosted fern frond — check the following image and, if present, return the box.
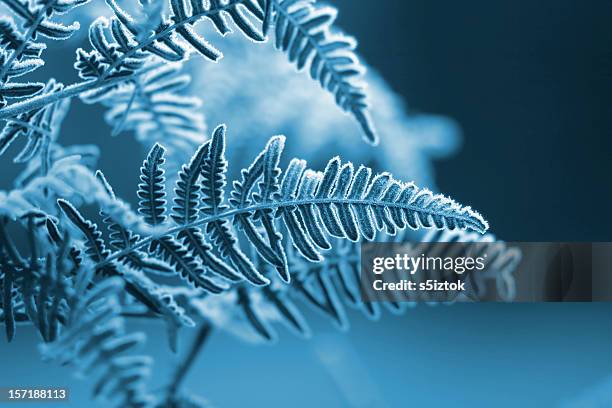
[0,0,379,150]
[58,124,488,300]
[263,0,377,143]
[75,0,264,83]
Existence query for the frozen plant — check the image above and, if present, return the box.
[0,0,520,406]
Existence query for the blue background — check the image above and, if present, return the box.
[334,0,612,242]
[2,304,612,407]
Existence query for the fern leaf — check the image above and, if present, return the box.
[66,124,489,343]
[138,143,167,226]
[268,0,377,144]
[57,199,110,262]
[89,126,488,302]
[97,170,173,275]
[237,287,275,341]
[201,125,269,285]
[233,136,289,281]
[1,257,16,342]
[150,236,227,293]
[172,142,242,282]
[262,285,309,337]
[82,0,264,83]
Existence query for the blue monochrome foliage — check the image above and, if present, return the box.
[0,0,522,406]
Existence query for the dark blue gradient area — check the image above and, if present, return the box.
[2,305,612,407]
[333,0,612,241]
[0,1,610,407]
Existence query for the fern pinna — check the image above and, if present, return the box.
[58,124,487,302]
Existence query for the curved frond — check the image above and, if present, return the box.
[267,0,377,144]
[89,124,488,297]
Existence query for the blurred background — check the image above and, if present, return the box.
[332,0,612,242]
[0,0,611,407]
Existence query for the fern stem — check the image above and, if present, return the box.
[167,322,213,400]
[97,197,482,269]
[0,64,159,119]
[0,1,56,82]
